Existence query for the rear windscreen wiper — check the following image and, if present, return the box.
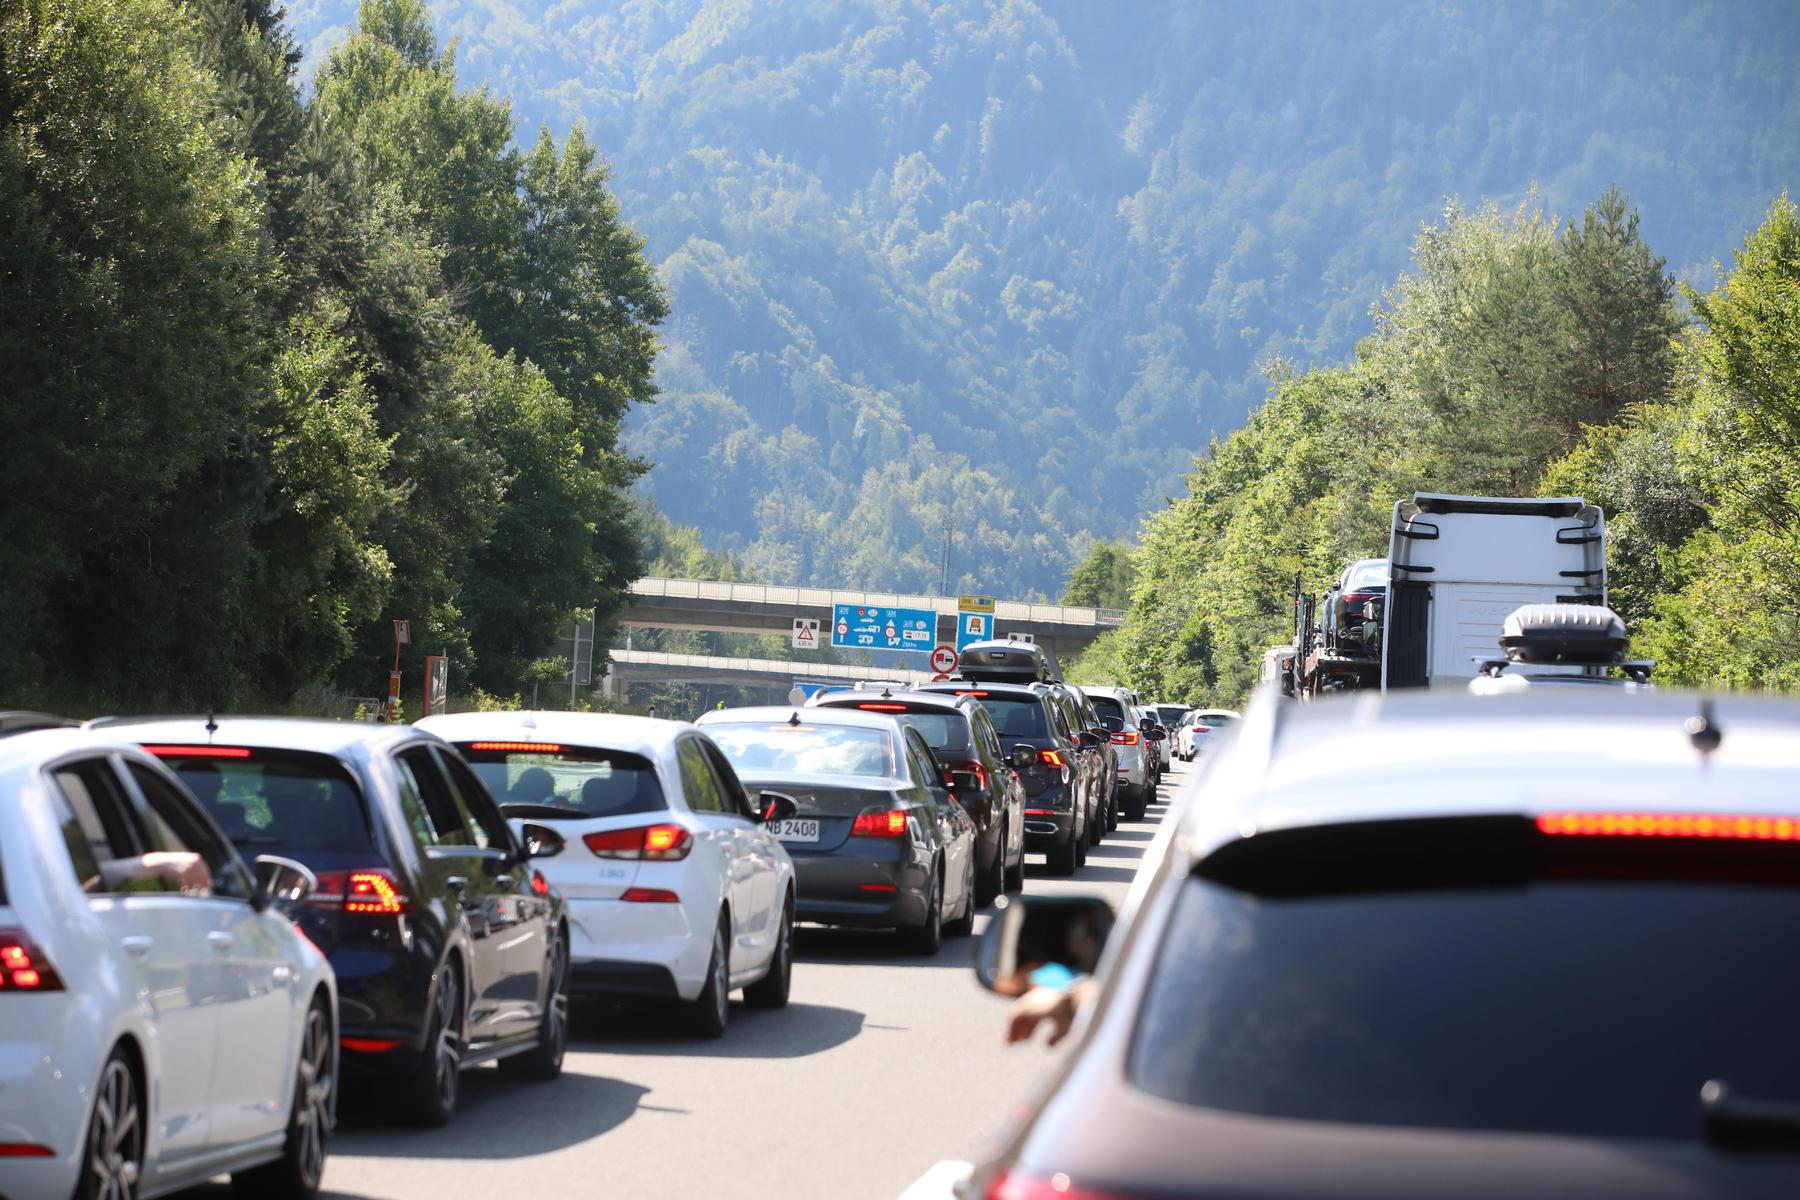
[1702,1080,1800,1149]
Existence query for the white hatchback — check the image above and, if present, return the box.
[0,727,337,1200]
[417,713,796,1038]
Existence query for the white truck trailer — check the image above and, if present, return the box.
[1379,493,1607,691]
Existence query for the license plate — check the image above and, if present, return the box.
[771,818,820,843]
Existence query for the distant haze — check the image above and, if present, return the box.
[289,0,1800,597]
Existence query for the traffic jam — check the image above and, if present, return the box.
[5,496,1800,1199]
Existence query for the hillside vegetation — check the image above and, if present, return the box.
[284,0,1800,596]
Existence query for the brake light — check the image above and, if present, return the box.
[858,703,909,712]
[143,744,251,759]
[621,887,680,903]
[1038,749,1065,768]
[0,1144,55,1157]
[850,809,909,838]
[466,741,563,753]
[1342,592,1380,604]
[1024,808,1056,816]
[340,1037,401,1053]
[583,824,694,860]
[955,690,989,697]
[0,932,64,991]
[1537,812,1800,840]
[1110,730,1139,746]
[531,870,550,896]
[310,870,409,915]
[984,1168,1132,1200]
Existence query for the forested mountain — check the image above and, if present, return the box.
[283,0,1800,597]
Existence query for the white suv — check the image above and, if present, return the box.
[0,727,336,1200]
[1084,689,1153,821]
[418,712,796,1038]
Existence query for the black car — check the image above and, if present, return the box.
[808,689,1027,901]
[696,706,977,955]
[126,718,569,1126]
[1054,684,1115,846]
[919,679,1091,876]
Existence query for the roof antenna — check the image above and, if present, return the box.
[205,711,219,738]
[788,711,802,727]
[880,685,893,699]
[1685,700,1723,764]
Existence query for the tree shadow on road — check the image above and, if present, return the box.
[570,1000,868,1058]
[332,1069,648,1158]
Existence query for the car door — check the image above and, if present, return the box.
[904,731,967,905]
[675,736,754,961]
[123,759,296,1149]
[394,746,512,1045]
[436,746,546,1037]
[701,738,779,967]
[49,755,219,1161]
[972,710,1020,862]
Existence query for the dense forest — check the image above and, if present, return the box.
[2,0,665,709]
[1068,190,1800,703]
[283,0,1800,597]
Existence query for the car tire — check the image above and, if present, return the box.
[234,994,333,1200]
[1048,829,1078,876]
[407,959,464,1127]
[685,916,731,1038]
[742,899,793,1009]
[899,868,943,955]
[945,855,976,938]
[499,934,568,1081]
[1076,823,1090,867]
[975,839,1004,906]
[1123,784,1147,822]
[1106,794,1119,833]
[1004,847,1025,892]
[77,1047,144,1200]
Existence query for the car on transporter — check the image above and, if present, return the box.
[961,687,1800,1199]
[417,711,798,1038]
[696,706,977,955]
[0,726,337,1200]
[118,717,569,1126]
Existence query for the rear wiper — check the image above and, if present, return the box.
[1702,1080,1800,1149]
[229,835,283,845]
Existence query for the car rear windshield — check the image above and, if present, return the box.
[827,705,970,754]
[457,746,665,820]
[160,750,376,868]
[1154,706,1188,726]
[961,693,1048,739]
[707,722,894,779]
[1089,695,1126,723]
[1344,559,1388,591]
[1129,874,1800,1139]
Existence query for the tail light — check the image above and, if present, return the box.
[0,1143,55,1157]
[0,931,63,991]
[310,870,409,915]
[142,744,251,759]
[850,808,909,838]
[985,1168,1134,1199]
[1110,730,1139,746]
[1537,811,1800,840]
[1038,749,1065,768]
[621,887,680,903]
[340,1037,401,1053]
[466,741,563,753]
[583,824,694,860]
[857,703,909,712]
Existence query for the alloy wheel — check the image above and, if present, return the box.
[711,924,730,1028]
[296,1004,333,1188]
[433,968,463,1110]
[87,1056,142,1200]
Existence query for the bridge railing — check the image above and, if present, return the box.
[629,577,1126,628]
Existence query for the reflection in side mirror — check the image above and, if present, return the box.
[1100,716,1123,734]
[254,854,317,914]
[759,790,800,823]
[1010,744,1037,771]
[1143,728,1165,742]
[515,822,566,859]
[976,894,1115,995]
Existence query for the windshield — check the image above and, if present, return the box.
[964,694,1049,739]
[163,751,376,868]
[1344,559,1388,591]
[457,746,665,819]
[1130,875,1800,1139]
[1089,695,1127,723]
[707,722,895,779]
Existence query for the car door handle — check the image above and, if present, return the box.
[121,935,154,959]
[207,931,234,953]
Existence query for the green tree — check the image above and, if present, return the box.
[1061,539,1136,610]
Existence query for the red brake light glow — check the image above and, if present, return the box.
[858,703,909,712]
[340,1037,401,1053]
[0,933,63,991]
[1038,749,1065,768]
[1537,812,1800,841]
[583,824,693,860]
[466,741,563,753]
[1110,730,1140,746]
[310,870,408,915]
[955,690,990,697]
[143,744,251,759]
[0,1144,55,1157]
[530,870,550,896]
[984,1168,1128,1200]
[850,809,909,838]
[621,887,681,903]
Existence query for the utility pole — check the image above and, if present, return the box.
[940,521,951,595]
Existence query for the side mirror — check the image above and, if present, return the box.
[514,822,566,859]
[253,854,317,914]
[759,791,799,823]
[1100,716,1123,734]
[1143,728,1165,742]
[1010,744,1037,771]
[977,895,1115,995]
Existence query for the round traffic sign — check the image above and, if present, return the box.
[930,645,958,674]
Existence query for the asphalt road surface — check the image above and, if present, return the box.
[262,761,1183,1200]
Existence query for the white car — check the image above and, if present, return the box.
[0,727,337,1200]
[417,712,796,1037]
[1176,708,1239,761]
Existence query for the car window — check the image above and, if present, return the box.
[676,738,725,813]
[1129,874,1800,1139]
[460,744,668,820]
[707,721,896,779]
[902,730,941,791]
[160,748,378,871]
[48,758,140,894]
[699,741,757,819]
[127,762,239,886]
[397,748,474,847]
[434,748,511,851]
[964,692,1048,739]
[1090,695,1127,723]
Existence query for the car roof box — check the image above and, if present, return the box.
[957,638,1053,683]
[1499,603,1627,665]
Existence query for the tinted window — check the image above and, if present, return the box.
[1154,706,1188,727]
[1344,559,1388,591]
[397,749,474,847]
[708,722,895,779]
[1130,875,1800,1139]
[1089,696,1126,723]
[461,746,666,820]
[434,750,511,850]
[128,762,240,889]
[676,739,725,813]
[902,731,941,789]
[700,742,757,819]
[163,750,376,869]
[968,694,1048,739]
[48,760,139,894]
[878,710,969,754]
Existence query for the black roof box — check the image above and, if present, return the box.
[957,638,1054,683]
[1499,604,1628,665]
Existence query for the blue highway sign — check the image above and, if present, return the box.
[832,604,937,652]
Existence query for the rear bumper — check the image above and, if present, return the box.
[791,855,931,928]
[562,895,711,1002]
[570,959,681,999]
[0,997,94,1200]
[1022,782,1077,844]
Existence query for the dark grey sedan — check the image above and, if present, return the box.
[695,706,976,956]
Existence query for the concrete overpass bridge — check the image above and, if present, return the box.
[621,577,1124,661]
[599,649,926,700]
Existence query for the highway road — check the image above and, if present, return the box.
[290,762,1184,1200]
